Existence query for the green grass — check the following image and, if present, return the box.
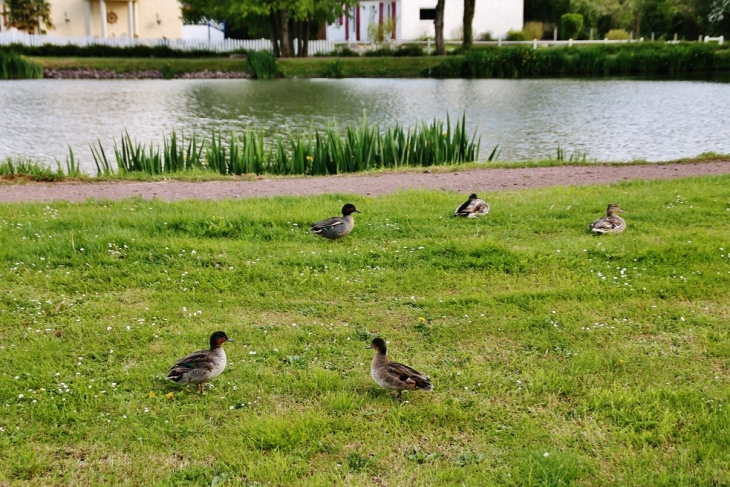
[0,51,43,80]
[1,175,730,485]
[33,57,249,74]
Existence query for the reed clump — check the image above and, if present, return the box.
[89,114,485,177]
[0,51,43,80]
[246,50,277,79]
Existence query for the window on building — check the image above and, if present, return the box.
[419,9,436,20]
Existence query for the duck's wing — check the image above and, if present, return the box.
[386,361,433,391]
[455,199,489,217]
[590,216,623,233]
[165,349,213,381]
[310,216,343,233]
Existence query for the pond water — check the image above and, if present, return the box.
[1,77,729,173]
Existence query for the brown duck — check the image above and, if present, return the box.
[589,203,626,234]
[368,337,433,401]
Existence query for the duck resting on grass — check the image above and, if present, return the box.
[589,203,626,234]
[454,193,490,218]
[310,203,361,240]
[165,331,233,393]
[368,337,433,401]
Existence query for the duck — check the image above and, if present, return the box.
[310,203,361,240]
[165,331,233,393]
[368,337,433,401]
[589,203,626,234]
[454,193,490,218]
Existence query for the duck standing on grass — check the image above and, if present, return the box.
[368,337,433,401]
[165,331,233,393]
[310,203,361,240]
[454,193,490,218]
[589,203,626,234]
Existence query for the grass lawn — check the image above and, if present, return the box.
[31,56,441,78]
[33,57,250,74]
[1,175,729,486]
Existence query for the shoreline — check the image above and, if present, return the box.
[2,160,729,203]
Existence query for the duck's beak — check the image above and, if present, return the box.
[366,344,373,349]
[354,209,362,213]
[226,338,234,342]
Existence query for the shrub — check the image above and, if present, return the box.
[0,51,43,79]
[0,43,225,58]
[561,13,584,40]
[323,59,344,78]
[246,50,277,79]
[395,45,425,57]
[506,30,527,41]
[606,29,630,40]
[478,32,494,41]
[522,21,544,40]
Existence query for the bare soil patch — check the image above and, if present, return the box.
[1,161,729,203]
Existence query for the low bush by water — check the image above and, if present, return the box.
[428,44,730,78]
[0,51,43,79]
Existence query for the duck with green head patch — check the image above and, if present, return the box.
[368,337,433,401]
[165,331,233,393]
[310,203,361,240]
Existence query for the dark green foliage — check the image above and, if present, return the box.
[246,50,277,79]
[561,13,584,40]
[0,43,230,58]
[426,44,730,78]
[323,59,344,78]
[86,114,484,177]
[0,50,43,79]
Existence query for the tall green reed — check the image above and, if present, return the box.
[86,114,487,177]
[246,50,277,79]
[0,51,43,80]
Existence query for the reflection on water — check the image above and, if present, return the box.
[1,77,729,173]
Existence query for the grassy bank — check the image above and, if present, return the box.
[0,51,43,79]
[34,57,249,75]
[18,43,730,79]
[1,175,729,485]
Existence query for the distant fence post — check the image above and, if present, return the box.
[568,38,572,47]
[651,32,655,41]
[427,38,431,54]
[532,38,537,50]
[498,38,502,47]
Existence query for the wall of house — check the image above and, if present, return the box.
[326,2,398,43]
[36,0,181,39]
[401,0,522,40]
[327,0,522,42]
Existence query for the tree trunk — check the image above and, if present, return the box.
[434,0,446,55]
[301,20,310,57]
[279,10,292,57]
[287,17,295,56]
[268,12,281,58]
[462,0,475,50]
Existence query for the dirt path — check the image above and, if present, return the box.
[1,161,729,203]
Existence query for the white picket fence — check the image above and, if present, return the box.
[0,30,335,55]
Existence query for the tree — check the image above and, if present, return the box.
[181,0,342,57]
[462,0,475,49]
[7,0,54,34]
[434,0,446,55]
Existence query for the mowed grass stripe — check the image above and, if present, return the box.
[0,176,729,486]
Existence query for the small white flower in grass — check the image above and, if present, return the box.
[229,406,234,410]
[18,394,23,399]
[106,326,112,331]
[680,317,685,321]
[14,376,19,380]
[543,452,550,457]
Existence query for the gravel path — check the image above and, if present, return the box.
[1,161,729,203]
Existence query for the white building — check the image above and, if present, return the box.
[326,0,523,43]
